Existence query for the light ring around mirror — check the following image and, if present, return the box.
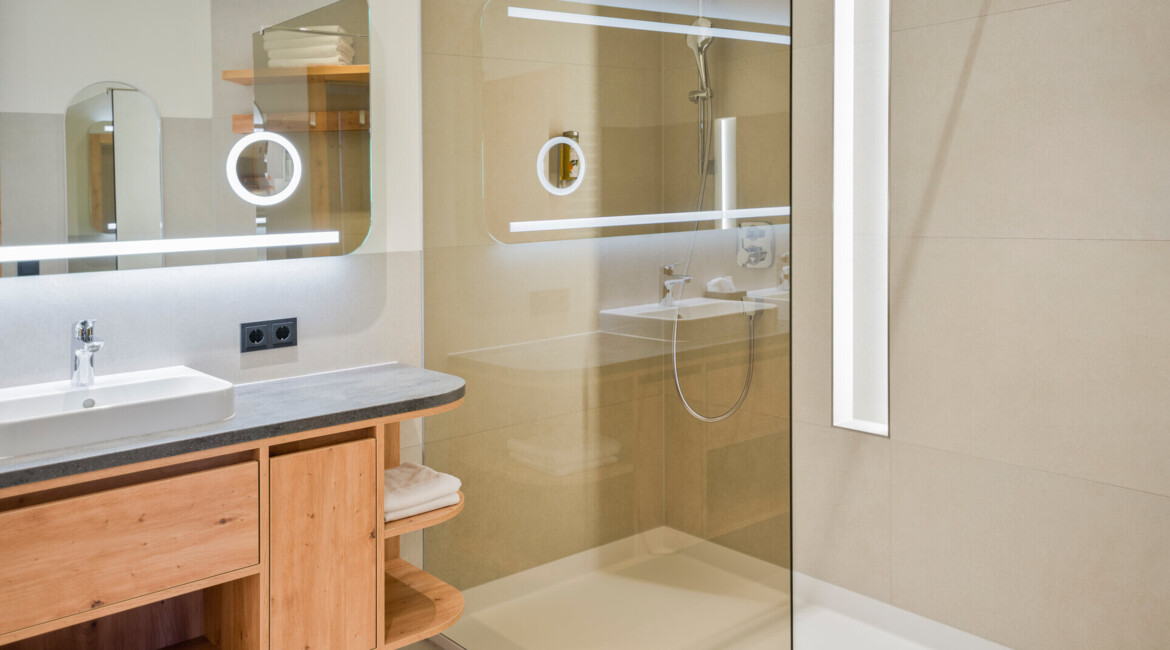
[225,131,303,206]
[536,136,587,196]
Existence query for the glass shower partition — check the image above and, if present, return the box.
[421,1,791,647]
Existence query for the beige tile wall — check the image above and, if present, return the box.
[792,0,1170,647]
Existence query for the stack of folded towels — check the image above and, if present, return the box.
[263,25,356,68]
[384,462,462,522]
[508,431,621,477]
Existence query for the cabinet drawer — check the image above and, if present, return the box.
[0,461,259,635]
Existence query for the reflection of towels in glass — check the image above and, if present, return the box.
[269,55,352,68]
[511,452,618,477]
[267,43,355,60]
[384,462,461,514]
[507,431,621,476]
[263,34,355,50]
[263,24,350,41]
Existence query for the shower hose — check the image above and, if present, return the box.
[670,95,758,424]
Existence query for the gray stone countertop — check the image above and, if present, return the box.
[0,363,464,490]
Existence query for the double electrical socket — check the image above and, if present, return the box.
[240,318,298,353]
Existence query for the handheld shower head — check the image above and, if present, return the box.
[686,18,714,95]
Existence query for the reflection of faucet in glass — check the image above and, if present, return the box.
[660,263,693,307]
[778,252,791,290]
[744,245,768,267]
[71,320,105,387]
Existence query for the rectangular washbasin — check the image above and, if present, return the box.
[745,288,789,317]
[0,366,234,458]
[600,297,784,344]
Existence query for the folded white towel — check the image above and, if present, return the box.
[706,275,736,293]
[264,34,355,51]
[507,432,620,466]
[511,452,618,477]
[263,25,348,41]
[267,42,355,60]
[385,491,461,522]
[268,55,353,68]
[384,462,462,513]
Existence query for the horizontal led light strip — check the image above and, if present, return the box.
[510,206,789,233]
[0,231,340,263]
[507,7,791,45]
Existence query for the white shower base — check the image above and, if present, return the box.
[432,527,1004,650]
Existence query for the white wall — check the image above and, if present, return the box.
[0,0,213,118]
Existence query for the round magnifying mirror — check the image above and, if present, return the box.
[225,132,303,206]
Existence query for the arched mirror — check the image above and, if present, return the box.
[65,82,162,272]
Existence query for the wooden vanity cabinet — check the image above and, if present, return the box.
[0,401,463,650]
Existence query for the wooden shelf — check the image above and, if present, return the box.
[221,64,369,86]
[384,559,464,649]
[384,491,464,538]
[231,110,371,134]
[161,637,218,650]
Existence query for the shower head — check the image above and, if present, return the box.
[686,18,714,95]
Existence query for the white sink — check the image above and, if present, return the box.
[600,297,783,343]
[0,366,234,458]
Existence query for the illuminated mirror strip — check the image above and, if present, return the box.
[507,7,791,45]
[510,206,790,233]
[832,0,889,436]
[0,232,340,263]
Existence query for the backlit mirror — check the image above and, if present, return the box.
[0,0,371,277]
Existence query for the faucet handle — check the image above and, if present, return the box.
[663,263,684,275]
[73,319,97,342]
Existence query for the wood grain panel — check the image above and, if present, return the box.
[0,462,259,637]
[1,592,202,650]
[270,439,377,650]
[383,559,464,649]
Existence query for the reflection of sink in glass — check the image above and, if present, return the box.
[746,287,790,317]
[0,366,234,459]
[600,298,783,343]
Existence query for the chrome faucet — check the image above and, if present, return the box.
[660,263,693,307]
[71,320,105,387]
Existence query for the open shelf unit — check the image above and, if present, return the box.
[384,559,465,650]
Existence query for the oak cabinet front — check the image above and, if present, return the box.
[269,439,379,650]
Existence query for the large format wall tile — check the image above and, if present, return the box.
[791,235,832,427]
[794,421,891,602]
[791,44,833,237]
[890,236,1170,497]
[891,442,1170,650]
[892,0,1070,32]
[891,0,1170,240]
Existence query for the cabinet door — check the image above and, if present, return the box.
[270,439,377,650]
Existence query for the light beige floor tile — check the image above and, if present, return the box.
[791,235,832,427]
[891,0,1170,239]
[794,421,891,602]
[891,442,1170,650]
[890,236,1170,497]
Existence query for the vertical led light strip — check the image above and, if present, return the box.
[833,0,890,435]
